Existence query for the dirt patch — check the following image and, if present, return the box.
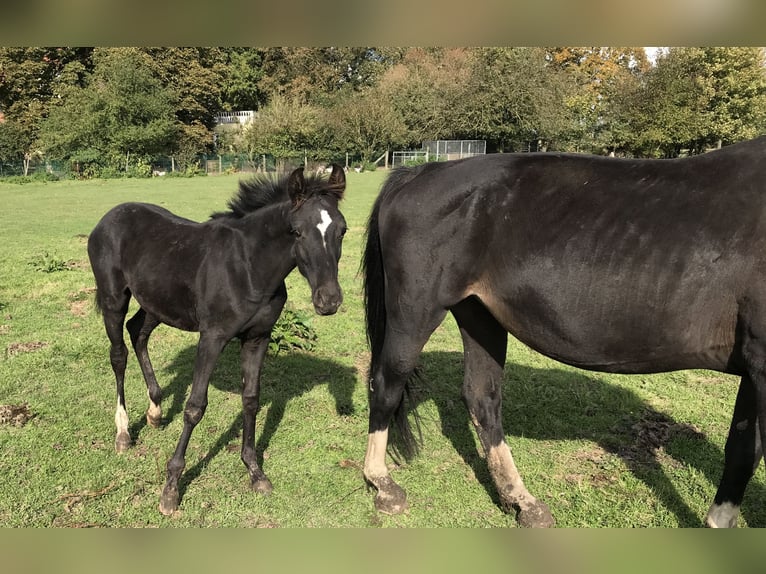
[0,325,10,335]
[6,341,49,356]
[70,300,89,317]
[0,404,35,427]
[68,286,96,301]
[618,410,705,465]
[66,259,90,271]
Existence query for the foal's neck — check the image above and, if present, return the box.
[232,202,292,242]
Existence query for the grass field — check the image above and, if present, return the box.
[1,171,764,528]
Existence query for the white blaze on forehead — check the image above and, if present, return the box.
[316,209,333,249]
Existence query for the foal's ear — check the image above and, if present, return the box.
[287,167,306,206]
[328,163,346,199]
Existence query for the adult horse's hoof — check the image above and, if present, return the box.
[159,487,179,516]
[115,432,131,453]
[373,476,408,515]
[516,501,555,528]
[251,476,273,496]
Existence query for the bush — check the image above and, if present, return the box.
[0,172,60,184]
[27,252,71,273]
[269,307,317,354]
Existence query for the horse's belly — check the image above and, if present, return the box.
[472,283,737,374]
[131,288,200,332]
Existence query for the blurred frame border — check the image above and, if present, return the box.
[3,1,766,573]
[2,0,765,45]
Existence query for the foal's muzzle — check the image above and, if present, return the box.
[313,285,343,315]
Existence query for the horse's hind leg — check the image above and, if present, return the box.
[706,374,762,527]
[364,306,446,514]
[451,297,555,527]
[126,307,163,428]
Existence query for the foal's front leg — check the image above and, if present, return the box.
[240,335,273,494]
[159,332,227,516]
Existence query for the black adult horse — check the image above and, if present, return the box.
[88,165,347,515]
[362,137,766,528]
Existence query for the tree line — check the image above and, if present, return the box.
[1,47,765,177]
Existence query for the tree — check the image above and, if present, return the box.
[39,47,178,176]
[322,87,409,164]
[464,47,575,151]
[0,47,92,173]
[612,47,766,157]
[219,48,268,111]
[242,94,321,171]
[140,47,227,168]
[376,48,474,147]
[703,47,766,146]
[256,47,404,105]
[548,47,650,153]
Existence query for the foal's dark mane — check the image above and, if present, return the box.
[211,169,344,219]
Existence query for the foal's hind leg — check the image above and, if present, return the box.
[100,296,132,453]
[706,374,762,527]
[452,297,555,527]
[126,308,163,428]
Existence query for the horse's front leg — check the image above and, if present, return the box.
[240,334,273,494]
[452,298,554,528]
[159,332,227,516]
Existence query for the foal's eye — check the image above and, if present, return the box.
[291,228,302,238]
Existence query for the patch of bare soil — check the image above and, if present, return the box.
[0,403,35,427]
[70,300,89,317]
[6,341,49,356]
[618,410,705,465]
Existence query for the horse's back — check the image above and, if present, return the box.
[375,138,766,375]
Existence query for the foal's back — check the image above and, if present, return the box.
[88,202,231,332]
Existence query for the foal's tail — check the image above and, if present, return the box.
[362,167,426,460]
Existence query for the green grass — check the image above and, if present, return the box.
[0,172,763,527]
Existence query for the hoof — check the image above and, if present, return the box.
[251,476,274,496]
[159,487,179,516]
[516,500,555,528]
[115,432,131,453]
[146,413,162,429]
[373,476,408,515]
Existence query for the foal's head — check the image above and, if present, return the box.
[286,164,347,315]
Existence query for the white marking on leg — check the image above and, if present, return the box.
[147,397,161,424]
[705,501,740,528]
[364,429,389,481]
[115,400,129,436]
[114,400,131,451]
[316,209,332,250]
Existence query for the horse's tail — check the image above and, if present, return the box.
[362,166,426,461]
[92,289,104,315]
[86,233,104,316]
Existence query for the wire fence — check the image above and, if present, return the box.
[0,154,280,179]
[2,150,381,179]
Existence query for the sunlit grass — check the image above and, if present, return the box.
[0,171,762,527]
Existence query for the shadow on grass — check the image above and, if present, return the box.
[128,341,358,510]
[407,351,766,528]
